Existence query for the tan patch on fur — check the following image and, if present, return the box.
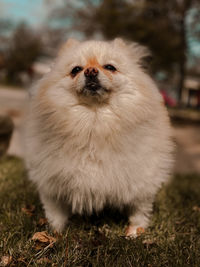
[85,57,99,68]
[85,57,112,80]
[67,56,115,80]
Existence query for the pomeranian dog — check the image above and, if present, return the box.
[25,38,174,237]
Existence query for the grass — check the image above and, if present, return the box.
[0,156,200,266]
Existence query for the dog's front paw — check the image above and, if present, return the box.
[125,225,145,238]
[40,193,69,232]
[47,215,68,233]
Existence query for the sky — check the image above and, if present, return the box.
[1,0,49,27]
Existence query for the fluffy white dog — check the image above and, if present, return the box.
[25,38,174,237]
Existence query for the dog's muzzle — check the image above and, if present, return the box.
[85,80,101,92]
[84,67,101,93]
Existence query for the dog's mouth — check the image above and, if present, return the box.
[81,78,108,96]
[84,81,101,94]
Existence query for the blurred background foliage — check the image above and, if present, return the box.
[50,0,200,102]
[2,24,42,83]
[0,0,200,104]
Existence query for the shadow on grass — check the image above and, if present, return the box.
[0,156,200,266]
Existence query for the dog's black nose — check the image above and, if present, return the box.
[84,67,99,78]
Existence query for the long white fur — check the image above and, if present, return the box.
[25,38,174,236]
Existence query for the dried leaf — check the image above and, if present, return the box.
[175,219,185,225]
[98,224,111,235]
[169,235,175,241]
[0,256,12,266]
[38,218,48,226]
[36,257,51,264]
[34,243,45,251]
[21,205,35,216]
[64,243,68,266]
[193,206,200,212]
[136,227,145,235]
[17,257,26,263]
[32,231,56,244]
[143,238,156,245]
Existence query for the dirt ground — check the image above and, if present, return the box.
[0,86,200,174]
[172,122,200,174]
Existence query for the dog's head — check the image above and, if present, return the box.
[32,38,164,138]
[34,38,163,127]
[42,38,150,105]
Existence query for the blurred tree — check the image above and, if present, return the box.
[0,19,13,35]
[95,0,200,102]
[0,2,14,35]
[3,23,42,83]
[50,0,200,102]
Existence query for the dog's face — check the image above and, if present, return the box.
[42,38,150,106]
[35,38,161,122]
[33,38,163,142]
[69,56,116,100]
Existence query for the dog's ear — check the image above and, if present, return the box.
[113,38,152,69]
[58,38,80,56]
[128,42,152,70]
[113,38,126,48]
[128,42,150,61]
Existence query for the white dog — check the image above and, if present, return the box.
[25,38,174,237]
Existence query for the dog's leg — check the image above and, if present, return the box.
[40,192,69,232]
[126,200,153,238]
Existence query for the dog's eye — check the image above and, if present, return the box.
[71,66,83,76]
[103,64,117,72]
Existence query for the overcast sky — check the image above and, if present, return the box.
[1,0,51,27]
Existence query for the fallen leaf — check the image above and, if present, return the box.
[21,205,35,216]
[193,206,200,212]
[36,257,51,264]
[0,256,12,266]
[34,243,45,251]
[169,235,175,241]
[17,257,26,263]
[142,238,156,245]
[136,227,145,235]
[38,218,48,226]
[32,231,56,245]
[98,224,112,235]
[175,219,185,225]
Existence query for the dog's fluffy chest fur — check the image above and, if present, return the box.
[28,104,168,215]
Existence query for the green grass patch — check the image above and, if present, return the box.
[0,156,200,266]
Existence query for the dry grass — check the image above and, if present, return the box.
[0,156,200,266]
